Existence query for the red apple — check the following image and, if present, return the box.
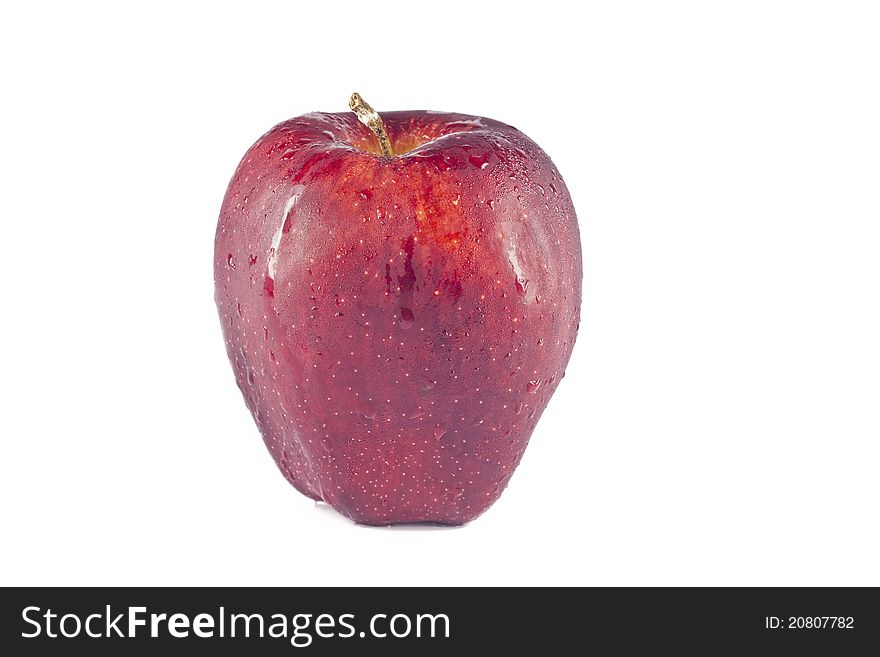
[215,95,581,525]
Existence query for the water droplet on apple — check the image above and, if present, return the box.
[461,145,489,169]
[514,402,524,415]
[441,486,464,503]
[433,425,448,441]
[266,184,305,283]
[226,254,236,269]
[527,380,541,394]
[419,375,436,394]
[514,276,529,296]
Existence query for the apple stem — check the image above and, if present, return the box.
[349,92,394,157]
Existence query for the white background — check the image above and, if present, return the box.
[1,1,878,586]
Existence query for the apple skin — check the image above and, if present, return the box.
[215,109,581,525]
